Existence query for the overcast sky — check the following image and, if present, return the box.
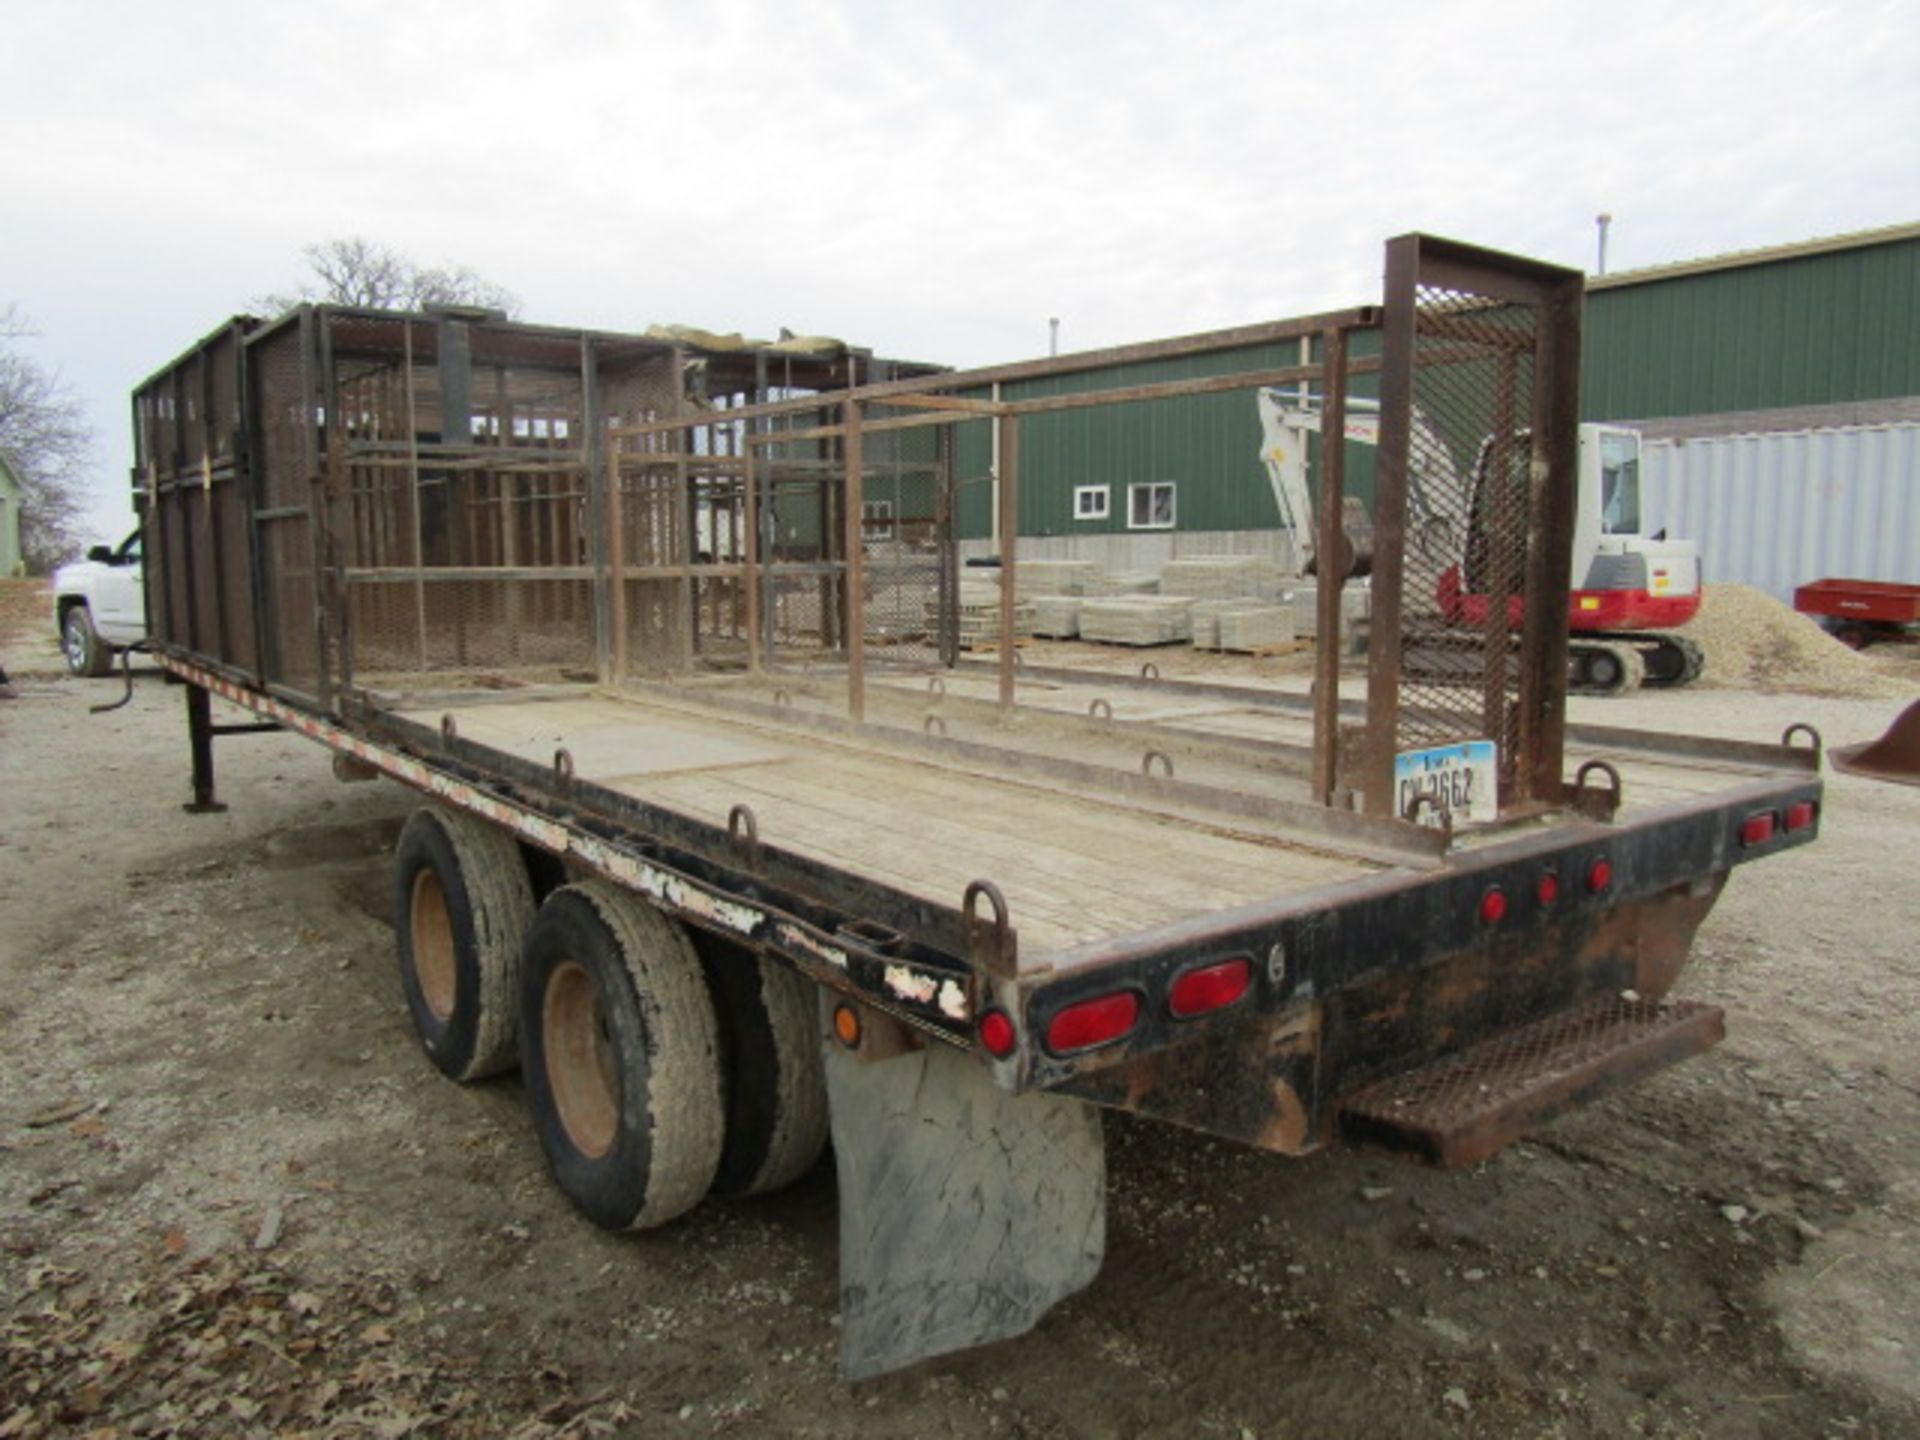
[4,0,1915,540]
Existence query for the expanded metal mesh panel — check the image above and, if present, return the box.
[176,352,206,469]
[161,492,192,648]
[1366,236,1581,818]
[217,482,257,670]
[251,324,320,692]
[1393,289,1540,781]
[135,326,255,668]
[190,494,222,656]
[254,326,309,511]
[207,333,240,462]
[266,518,318,694]
[150,389,178,482]
[350,576,596,682]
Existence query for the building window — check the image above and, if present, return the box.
[1128,481,1176,530]
[1073,485,1110,521]
[861,499,895,541]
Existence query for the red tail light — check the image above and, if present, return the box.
[1785,800,1816,832]
[1478,887,1508,924]
[978,1009,1017,1059]
[1537,872,1560,906]
[1045,992,1141,1055]
[1169,956,1253,1018]
[1587,857,1613,894]
[1740,812,1776,847]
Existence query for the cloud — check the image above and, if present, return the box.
[1,0,1913,537]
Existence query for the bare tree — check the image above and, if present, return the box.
[0,305,92,572]
[256,238,522,317]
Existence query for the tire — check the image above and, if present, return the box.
[519,883,725,1231]
[692,932,829,1197]
[392,807,536,1082]
[62,604,114,677]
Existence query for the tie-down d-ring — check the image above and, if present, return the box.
[1402,791,1454,836]
[728,803,761,866]
[1574,758,1622,812]
[963,878,1011,965]
[1781,722,1822,760]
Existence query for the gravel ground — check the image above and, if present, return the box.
[2,624,1917,1437]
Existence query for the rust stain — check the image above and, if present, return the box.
[1257,1078,1311,1153]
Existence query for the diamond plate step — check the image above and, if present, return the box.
[1336,997,1725,1168]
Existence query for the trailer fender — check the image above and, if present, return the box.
[827,1022,1105,1380]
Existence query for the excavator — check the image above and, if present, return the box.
[1258,391,1704,696]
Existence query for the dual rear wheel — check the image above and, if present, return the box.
[391,807,827,1231]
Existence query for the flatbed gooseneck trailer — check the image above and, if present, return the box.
[132,235,1822,1377]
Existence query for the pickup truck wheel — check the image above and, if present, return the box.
[62,605,114,677]
[393,807,536,1082]
[519,883,724,1230]
[694,935,829,1197]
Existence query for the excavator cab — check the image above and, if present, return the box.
[1456,423,1705,694]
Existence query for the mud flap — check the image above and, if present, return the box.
[826,1034,1106,1380]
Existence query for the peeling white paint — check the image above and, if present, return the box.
[885,964,938,1005]
[937,978,970,1021]
[778,924,851,970]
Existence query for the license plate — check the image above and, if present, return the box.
[1394,740,1497,828]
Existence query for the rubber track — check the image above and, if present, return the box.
[1568,639,1646,697]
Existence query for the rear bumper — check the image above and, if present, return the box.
[1029,772,1819,1160]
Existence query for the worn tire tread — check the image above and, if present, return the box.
[571,882,725,1229]
[439,810,538,1079]
[739,959,829,1196]
[394,806,536,1082]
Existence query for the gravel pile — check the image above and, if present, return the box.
[1684,583,1903,696]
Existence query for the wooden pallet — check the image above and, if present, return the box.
[1224,639,1312,658]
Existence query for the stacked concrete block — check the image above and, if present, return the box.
[1094,571,1161,597]
[1190,599,1267,650]
[1029,595,1083,638]
[1014,559,1102,598]
[1217,606,1298,652]
[1159,556,1287,602]
[941,581,1035,650]
[1079,596,1194,646]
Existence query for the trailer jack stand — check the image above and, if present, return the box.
[182,681,281,814]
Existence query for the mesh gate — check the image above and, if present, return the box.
[1365,236,1584,818]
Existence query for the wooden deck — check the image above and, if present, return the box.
[399,668,1800,957]
[400,691,1377,956]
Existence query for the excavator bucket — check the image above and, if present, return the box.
[1830,699,1920,786]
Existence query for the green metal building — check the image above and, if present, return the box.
[1584,222,1920,425]
[0,451,24,576]
[955,222,1920,592]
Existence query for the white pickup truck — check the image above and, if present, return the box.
[52,530,145,675]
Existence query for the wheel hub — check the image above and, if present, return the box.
[544,959,619,1159]
[408,868,457,1022]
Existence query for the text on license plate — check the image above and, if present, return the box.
[1394,740,1497,828]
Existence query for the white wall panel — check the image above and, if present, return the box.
[1642,424,1920,601]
